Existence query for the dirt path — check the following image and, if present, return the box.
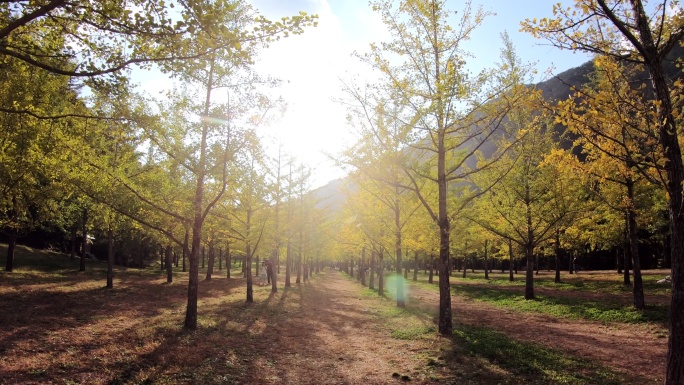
[408,282,668,384]
[0,265,668,384]
[246,272,437,384]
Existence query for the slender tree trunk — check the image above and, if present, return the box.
[255,256,259,278]
[524,243,535,299]
[70,226,77,260]
[107,225,114,288]
[5,234,16,272]
[226,242,231,279]
[205,239,215,281]
[462,257,466,278]
[361,247,367,286]
[165,244,173,283]
[429,255,435,283]
[508,239,514,282]
[626,180,645,309]
[350,257,354,277]
[184,55,214,330]
[369,250,375,290]
[484,240,489,280]
[554,229,561,284]
[616,247,622,274]
[378,251,384,296]
[80,208,87,272]
[246,208,253,303]
[201,246,205,269]
[413,251,418,282]
[182,228,188,273]
[219,247,222,271]
[394,195,405,307]
[285,240,292,287]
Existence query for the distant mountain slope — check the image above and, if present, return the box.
[313,47,684,214]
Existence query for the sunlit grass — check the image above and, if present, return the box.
[452,325,630,385]
[457,285,668,324]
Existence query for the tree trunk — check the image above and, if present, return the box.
[361,247,367,286]
[413,251,418,282]
[5,234,17,272]
[369,250,375,290]
[524,243,535,299]
[626,180,645,309]
[70,226,77,260]
[183,55,215,330]
[205,239,215,281]
[271,249,278,293]
[218,247,222,271]
[484,240,489,280]
[107,226,114,288]
[285,240,292,287]
[255,256,259,278]
[201,246,205,269]
[462,257,466,278]
[246,208,253,303]
[429,255,434,283]
[554,229,561,284]
[182,228,188,273]
[165,244,173,283]
[80,208,87,272]
[226,242,231,279]
[378,251,384,296]
[508,239,514,282]
[350,257,354,277]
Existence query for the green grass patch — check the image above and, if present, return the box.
[453,325,631,384]
[456,285,668,324]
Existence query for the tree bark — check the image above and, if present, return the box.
[508,239,514,282]
[183,55,214,330]
[182,228,188,273]
[378,251,384,296]
[70,226,77,260]
[206,239,215,281]
[484,240,489,280]
[165,244,173,283]
[226,242,231,279]
[107,225,114,288]
[285,240,291,287]
[413,251,418,282]
[626,181,645,309]
[80,208,87,272]
[554,229,561,284]
[5,234,16,272]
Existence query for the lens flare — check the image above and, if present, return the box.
[385,274,410,303]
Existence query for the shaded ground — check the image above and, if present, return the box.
[408,274,668,384]
[0,255,670,384]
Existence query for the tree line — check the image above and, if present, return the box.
[2,0,684,383]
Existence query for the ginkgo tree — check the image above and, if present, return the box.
[552,55,668,309]
[521,2,684,380]
[470,106,587,299]
[360,0,534,335]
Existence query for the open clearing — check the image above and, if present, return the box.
[0,247,670,384]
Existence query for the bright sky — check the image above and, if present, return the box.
[137,1,594,189]
[248,0,593,188]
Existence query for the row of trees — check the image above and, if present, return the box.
[0,0,330,330]
[3,0,684,383]
[329,1,684,383]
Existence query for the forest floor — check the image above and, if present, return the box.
[0,247,671,384]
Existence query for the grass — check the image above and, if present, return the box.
[456,284,669,324]
[0,246,667,384]
[406,268,670,326]
[451,325,630,385]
